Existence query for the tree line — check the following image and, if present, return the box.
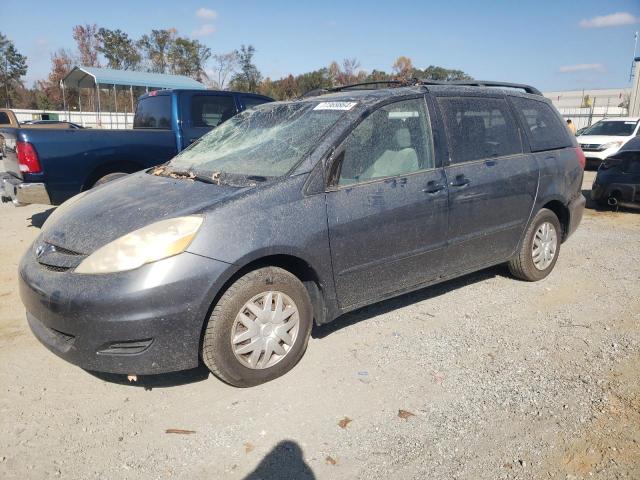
[0,28,471,110]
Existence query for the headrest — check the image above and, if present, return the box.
[394,128,411,149]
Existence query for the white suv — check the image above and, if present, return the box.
[577,117,640,169]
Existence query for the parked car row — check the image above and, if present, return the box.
[16,80,586,386]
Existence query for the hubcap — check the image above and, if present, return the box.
[532,221,557,271]
[231,291,300,369]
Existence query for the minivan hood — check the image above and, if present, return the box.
[40,171,248,254]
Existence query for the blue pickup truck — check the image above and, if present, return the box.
[0,89,272,206]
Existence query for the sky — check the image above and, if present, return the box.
[1,0,639,92]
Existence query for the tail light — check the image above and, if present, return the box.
[16,141,42,174]
[575,146,586,170]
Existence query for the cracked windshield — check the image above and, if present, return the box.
[169,102,347,178]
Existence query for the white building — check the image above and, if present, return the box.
[542,87,631,130]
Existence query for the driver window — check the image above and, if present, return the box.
[335,98,434,185]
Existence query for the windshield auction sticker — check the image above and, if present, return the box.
[313,102,357,111]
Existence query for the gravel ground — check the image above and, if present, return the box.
[0,170,638,479]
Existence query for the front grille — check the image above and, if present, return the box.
[39,264,71,273]
[35,241,85,272]
[580,143,602,152]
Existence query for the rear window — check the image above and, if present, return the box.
[437,96,521,164]
[510,97,571,152]
[190,95,236,127]
[133,96,172,129]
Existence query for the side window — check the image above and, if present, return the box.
[510,97,571,152]
[335,98,435,185]
[190,95,236,128]
[0,112,10,124]
[437,96,521,164]
[133,96,172,129]
[242,96,271,110]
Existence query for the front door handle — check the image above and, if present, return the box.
[450,174,470,187]
[422,180,445,194]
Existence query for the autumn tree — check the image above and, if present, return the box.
[138,29,176,73]
[167,37,211,81]
[0,32,28,107]
[229,45,262,92]
[392,56,414,82]
[37,49,76,109]
[72,24,100,67]
[97,28,141,70]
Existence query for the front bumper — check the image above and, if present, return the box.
[1,172,51,206]
[19,250,233,374]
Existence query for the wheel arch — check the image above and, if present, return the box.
[540,199,570,241]
[82,160,145,190]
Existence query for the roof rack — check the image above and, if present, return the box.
[416,79,542,96]
[300,80,409,98]
[300,79,542,99]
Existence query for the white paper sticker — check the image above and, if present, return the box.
[313,101,357,111]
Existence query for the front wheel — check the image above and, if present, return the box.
[508,208,561,281]
[202,267,313,387]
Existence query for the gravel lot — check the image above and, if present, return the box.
[0,170,638,479]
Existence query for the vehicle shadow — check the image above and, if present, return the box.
[243,440,315,480]
[88,266,504,388]
[28,207,55,228]
[86,365,210,390]
[313,265,502,339]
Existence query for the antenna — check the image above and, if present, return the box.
[631,31,639,82]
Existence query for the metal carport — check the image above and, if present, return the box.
[61,66,206,128]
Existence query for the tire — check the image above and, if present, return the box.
[92,172,128,187]
[508,208,562,282]
[202,267,313,387]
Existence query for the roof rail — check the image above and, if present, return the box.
[417,79,542,96]
[300,80,409,98]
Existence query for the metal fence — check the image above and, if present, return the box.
[556,106,629,131]
[12,109,134,130]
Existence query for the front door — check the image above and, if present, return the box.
[325,97,449,309]
[436,95,538,272]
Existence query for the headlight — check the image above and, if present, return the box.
[75,216,203,274]
[600,141,623,151]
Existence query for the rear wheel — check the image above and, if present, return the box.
[202,267,313,387]
[508,208,561,281]
[92,172,128,187]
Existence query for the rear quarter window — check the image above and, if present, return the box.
[190,95,237,127]
[242,96,271,110]
[133,96,172,129]
[510,97,571,152]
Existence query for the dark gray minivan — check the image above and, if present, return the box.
[19,81,586,386]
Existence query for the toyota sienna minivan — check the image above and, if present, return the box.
[19,80,586,387]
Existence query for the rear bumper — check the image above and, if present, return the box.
[566,193,585,239]
[1,172,51,206]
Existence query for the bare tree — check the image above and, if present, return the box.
[211,51,238,89]
[341,58,361,84]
